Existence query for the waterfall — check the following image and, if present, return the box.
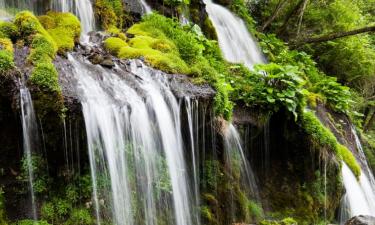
[339,129,375,224]
[140,0,152,14]
[19,81,38,220]
[204,0,266,69]
[224,124,261,204]
[67,54,193,225]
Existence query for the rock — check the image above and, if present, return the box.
[345,216,375,225]
[100,56,115,68]
[88,53,104,65]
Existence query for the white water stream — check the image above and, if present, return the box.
[204,0,266,69]
[68,54,194,225]
[339,129,375,224]
[20,81,38,220]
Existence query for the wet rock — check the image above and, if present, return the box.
[345,216,375,225]
[88,53,104,65]
[126,33,135,39]
[100,57,115,68]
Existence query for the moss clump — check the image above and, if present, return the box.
[104,37,127,55]
[28,34,56,64]
[0,21,19,39]
[301,111,361,177]
[104,13,234,119]
[95,0,124,30]
[29,63,60,93]
[337,144,361,177]
[0,38,14,74]
[38,12,81,54]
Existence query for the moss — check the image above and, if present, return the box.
[0,50,14,74]
[0,21,19,39]
[29,62,60,93]
[95,0,124,30]
[13,220,51,225]
[301,111,361,178]
[27,34,56,64]
[260,218,297,225]
[104,37,128,55]
[337,144,361,177]
[107,26,127,40]
[39,12,81,54]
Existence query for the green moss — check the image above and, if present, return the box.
[27,34,56,64]
[13,220,51,225]
[260,218,297,225]
[104,37,128,55]
[337,144,361,177]
[0,50,14,74]
[0,21,19,39]
[29,62,60,93]
[39,12,81,54]
[95,0,124,30]
[301,111,361,178]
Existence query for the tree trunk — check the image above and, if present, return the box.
[364,110,375,132]
[260,0,289,31]
[293,25,375,45]
[276,0,305,35]
[296,0,309,37]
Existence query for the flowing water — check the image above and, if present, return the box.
[224,124,261,203]
[68,54,194,225]
[339,129,375,224]
[140,0,152,14]
[204,0,266,69]
[19,81,38,220]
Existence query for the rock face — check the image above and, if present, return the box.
[345,216,375,225]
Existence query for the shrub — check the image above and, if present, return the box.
[65,208,94,225]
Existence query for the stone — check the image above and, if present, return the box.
[345,215,375,225]
[100,56,115,68]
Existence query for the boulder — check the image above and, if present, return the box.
[345,216,375,225]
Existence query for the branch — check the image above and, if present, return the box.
[276,0,304,35]
[296,0,309,37]
[293,25,375,45]
[260,0,289,31]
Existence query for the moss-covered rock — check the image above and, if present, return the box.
[38,12,81,54]
[0,38,14,74]
[104,37,128,55]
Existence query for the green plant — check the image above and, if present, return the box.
[0,187,7,225]
[0,49,14,74]
[104,37,127,55]
[13,220,51,225]
[41,198,72,224]
[18,154,50,195]
[64,208,94,225]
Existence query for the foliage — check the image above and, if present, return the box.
[13,220,51,225]
[260,217,298,225]
[0,188,7,225]
[41,199,71,224]
[64,208,94,225]
[230,63,306,118]
[18,154,50,195]
[39,12,81,54]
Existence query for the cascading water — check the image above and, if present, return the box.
[140,0,152,14]
[19,81,38,220]
[67,54,194,225]
[224,123,261,205]
[339,129,375,224]
[204,0,266,69]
